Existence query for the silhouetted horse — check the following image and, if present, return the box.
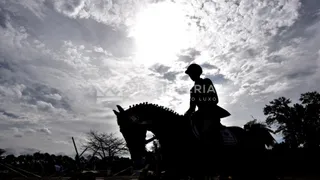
[113,102,276,180]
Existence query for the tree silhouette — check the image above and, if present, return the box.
[263,91,320,148]
[0,148,5,159]
[83,131,129,159]
[299,91,320,148]
[244,119,276,149]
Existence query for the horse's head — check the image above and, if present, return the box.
[113,103,185,169]
[113,105,147,169]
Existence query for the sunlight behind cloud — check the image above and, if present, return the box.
[130,2,196,67]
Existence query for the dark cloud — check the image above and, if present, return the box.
[177,55,195,63]
[175,87,189,95]
[267,55,285,64]
[0,121,37,133]
[21,83,71,111]
[201,62,218,70]
[14,134,23,138]
[0,58,14,72]
[1,1,135,58]
[24,128,36,135]
[54,0,84,15]
[0,109,19,119]
[11,127,24,138]
[188,49,201,58]
[240,48,259,60]
[286,70,316,80]
[177,48,201,63]
[37,127,51,135]
[268,0,320,53]
[179,74,190,82]
[150,64,170,74]
[77,18,135,57]
[163,71,179,81]
[149,64,180,81]
[207,74,229,84]
[0,6,8,28]
[150,64,180,81]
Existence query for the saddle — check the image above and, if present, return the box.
[219,127,238,146]
[189,112,237,147]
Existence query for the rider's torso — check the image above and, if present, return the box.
[190,78,218,110]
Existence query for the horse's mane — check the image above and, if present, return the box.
[126,102,181,116]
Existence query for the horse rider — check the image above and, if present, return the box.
[184,63,230,145]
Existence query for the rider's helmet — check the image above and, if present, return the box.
[185,63,203,76]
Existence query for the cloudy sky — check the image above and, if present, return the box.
[1,0,320,156]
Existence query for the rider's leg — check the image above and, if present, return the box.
[202,118,223,150]
[201,109,220,141]
[213,119,223,144]
[194,110,204,130]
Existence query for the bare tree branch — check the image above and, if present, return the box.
[83,130,129,159]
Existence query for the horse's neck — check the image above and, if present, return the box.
[128,104,186,144]
[136,107,182,134]
[135,106,181,124]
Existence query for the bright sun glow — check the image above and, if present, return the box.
[130,2,195,67]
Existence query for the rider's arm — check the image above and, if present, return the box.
[189,92,197,112]
[185,88,196,115]
[204,78,219,104]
